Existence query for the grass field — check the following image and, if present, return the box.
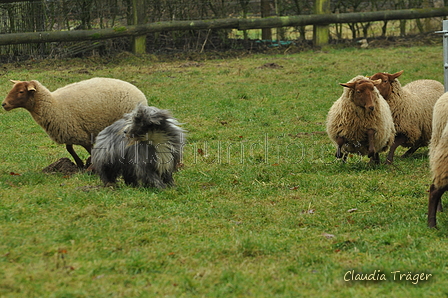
[0,44,447,297]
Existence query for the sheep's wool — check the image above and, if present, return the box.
[2,77,149,167]
[27,78,148,147]
[430,92,448,188]
[326,75,396,158]
[387,78,444,147]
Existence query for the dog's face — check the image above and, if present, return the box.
[124,106,169,139]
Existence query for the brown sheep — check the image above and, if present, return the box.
[369,70,444,164]
[428,91,448,228]
[326,76,396,164]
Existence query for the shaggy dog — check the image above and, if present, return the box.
[91,104,185,188]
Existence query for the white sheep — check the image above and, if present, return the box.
[428,91,448,228]
[326,76,396,164]
[369,70,444,164]
[2,77,148,168]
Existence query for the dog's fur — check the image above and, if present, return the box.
[91,104,185,188]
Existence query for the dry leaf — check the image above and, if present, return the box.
[93,274,104,280]
[9,172,21,176]
[322,233,335,239]
[347,208,358,213]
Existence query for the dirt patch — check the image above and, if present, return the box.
[257,62,284,69]
[68,68,92,74]
[42,158,79,175]
[178,62,204,68]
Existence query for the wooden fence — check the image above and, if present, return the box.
[0,7,447,48]
[0,0,447,59]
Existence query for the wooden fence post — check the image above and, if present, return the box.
[313,0,330,46]
[261,0,272,40]
[436,20,448,92]
[131,0,146,54]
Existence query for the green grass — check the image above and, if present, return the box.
[0,45,447,297]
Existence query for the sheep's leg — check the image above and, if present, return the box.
[428,183,446,228]
[83,145,92,155]
[335,136,345,159]
[368,153,380,164]
[370,152,380,164]
[367,129,376,158]
[66,144,84,168]
[401,143,421,158]
[82,145,92,169]
[385,134,407,164]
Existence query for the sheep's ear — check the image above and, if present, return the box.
[371,79,382,86]
[340,82,355,89]
[27,82,37,92]
[391,70,403,80]
[10,80,20,84]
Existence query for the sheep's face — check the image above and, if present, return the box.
[369,70,403,101]
[2,80,36,111]
[340,79,381,112]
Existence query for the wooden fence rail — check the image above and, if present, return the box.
[0,7,447,46]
